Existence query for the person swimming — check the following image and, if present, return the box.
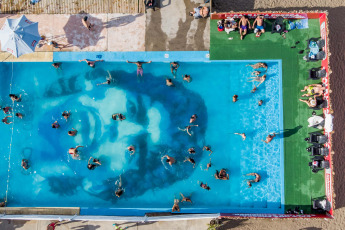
[234,133,246,141]
[97,71,113,86]
[184,157,196,168]
[51,121,60,129]
[2,116,12,125]
[162,155,176,166]
[68,145,84,158]
[246,62,268,70]
[62,111,71,121]
[190,114,197,123]
[180,193,192,203]
[126,60,152,78]
[215,169,229,180]
[79,59,104,68]
[199,182,211,190]
[15,113,23,119]
[205,159,212,171]
[172,198,180,212]
[9,94,21,102]
[248,74,266,87]
[21,159,29,170]
[115,175,124,197]
[245,173,261,188]
[233,94,238,102]
[188,147,196,154]
[127,145,135,156]
[68,128,78,136]
[183,75,192,83]
[262,133,276,143]
[112,113,126,121]
[2,106,12,114]
[166,78,174,87]
[203,146,213,156]
[178,124,198,136]
[87,157,101,170]
[170,62,179,77]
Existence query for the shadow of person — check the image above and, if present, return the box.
[280,125,303,138]
[105,14,143,28]
[63,15,105,49]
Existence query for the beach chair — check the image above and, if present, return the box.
[305,51,326,62]
[304,132,328,144]
[312,198,331,212]
[308,155,330,173]
[306,145,329,157]
[145,0,158,12]
[271,16,285,34]
[309,67,327,79]
[307,38,325,49]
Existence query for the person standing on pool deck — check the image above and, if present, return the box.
[126,60,152,78]
[170,62,179,77]
[162,155,175,166]
[79,59,104,68]
[82,16,93,31]
[234,133,246,141]
[69,145,84,158]
[68,128,78,136]
[172,198,180,212]
[203,145,213,156]
[2,116,12,125]
[262,133,276,143]
[239,15,251,40]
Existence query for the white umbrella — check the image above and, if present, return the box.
[0,15,41,58]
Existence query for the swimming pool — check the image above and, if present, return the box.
[0,53,283,215]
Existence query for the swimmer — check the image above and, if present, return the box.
[115,175,124,197]
[21,159,29,170]
[258,100,263,106]
[0,198,6,207]
[127,145,135,156]
[52,63,61,69]
[112,113,126,121]
[233,95,238,102]
[180,193,192,203]
[68,145,84,158]
[2,116,12,125]
[162,155,175,166]
[68,128,78,136]
[178,125,198,136]
[248,74,266,87]
[62,111,71,121]
[234,133,246,141]
[79,59,104,68]
[188,147,196,154]
[199,182,211,190]
[97,71,113,86]
[9,94,21,102]
[203,146,213,156]
[190,114,197,123]
[172,198,180,212]
[215,169,229,180]
[166,78,174,87]
[170,62,179,77]
[87,157,101,170]
[183,75,192,83]
[205,159,212,171]
[246,62,268,70]
[2,106,12,114]
[245,173,261,188]
[51,121,60,129]
[184,157,196,168]
[126,60,152,78]
[251,86,257,93]
[15,113,23,119]
[262,133,276,143]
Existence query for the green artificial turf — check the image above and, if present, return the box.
[210,19,325,213]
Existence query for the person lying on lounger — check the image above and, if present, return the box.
[189,6,209,19]
[253,15,265,37]
[238,15,251,40]
[299,95,318,108]
[301,84,326,97]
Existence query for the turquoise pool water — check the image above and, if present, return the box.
[0,57,283,215]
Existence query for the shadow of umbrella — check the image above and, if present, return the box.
[63,14,105,50]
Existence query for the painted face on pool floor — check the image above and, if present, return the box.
[39,68,208,202]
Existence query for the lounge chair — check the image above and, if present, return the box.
[312,198,331,212]
[307,38,325,49]
[145,0,158,12]
[308,155,330,173]
[304,51,326,62]
[271,16,285,34]
[306,145,329,157]
[304,132,328,144]
[309,67,327,80]
[308,96,327,110]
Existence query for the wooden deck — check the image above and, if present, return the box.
[0,0,145,14]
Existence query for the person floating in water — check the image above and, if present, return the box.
[234,133,246,141]
[21,159,29,170]
[258,100,263,106]
[184,157,196,168]
[203,145,213,156]
[79,59,104,68]
[183,74,192,83]
[215,169,229,180]
[162,155,175,166]
[170,62,179,77]
[115,175,124,198]
[2,116,12,125]
[52,63,61,69]
[262,133,276,143]
[233,95,238,102]
[205,158,212,171]
[188,147,196,154]
[112,113,126,121]
[166,78,174,87]
[68,128,78,136]
[87,157,101,170]
[97,71,113,86]
[126,60,152,78]
[69,145,84,158]
[245,173,261,188]
[62,111,71,121]
[9,94,21,102]
[248,74,266,87]
[180,193,192,203]
[246,62,268,70]
[190,114,197,123]
[15,113,23,119]
[178,125,198,136]
[51,121,60,129]
[2,106,12,114]
[172,198,180,212]
[127,145,135,156]
[199,181,211,190]
[251,86,257,93]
